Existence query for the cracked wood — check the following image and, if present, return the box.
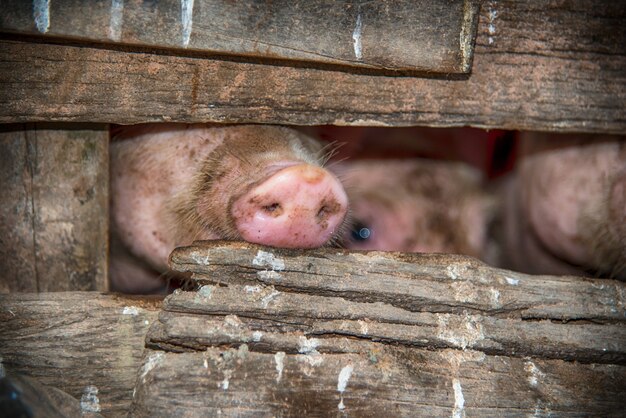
[169,241,625,322]
[0,1,624,132]
[127,240,626,416]
[0,0,479,74]
[0,124,109,292]
[130,347,625,417]
[0,292,161,418]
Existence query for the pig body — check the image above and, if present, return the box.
[334,159,499,263]
[502,133,625,279]
[110,124,348,292]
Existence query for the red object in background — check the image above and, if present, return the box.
[305,126,518,180]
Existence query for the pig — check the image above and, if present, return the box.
[110,124,348,293]
[502,132,626,280]
[333,159,500,264]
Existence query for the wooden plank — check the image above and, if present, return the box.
[129,240,626,415]
[0,0,480,74]
[0,374,104,418]
[0,292,161,418]
[169,241,626,323]
[0,126,37,292]
[150,286,626,365]
[130,347,626,416]
[0,124,109,292]
[0,1,624,132]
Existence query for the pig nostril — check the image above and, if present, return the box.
[262,202,282,216]
[317,205,329,220]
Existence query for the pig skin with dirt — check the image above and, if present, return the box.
[503,133,625,280]
[110,124,348,292]
[334,159,499,264]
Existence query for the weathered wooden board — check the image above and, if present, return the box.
[150,285,626,365]
[0,292,161,417]
[124,240,626,415]
[0,0,480,74]
[0,124,109,293]
[2,240,625,416]
[169,241,625,323]
[130,347,626,417]
[0,374,104,418]
[0,1,624,132]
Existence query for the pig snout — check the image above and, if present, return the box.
[231,164,348,248]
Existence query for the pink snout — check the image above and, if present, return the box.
[231,164,348,248]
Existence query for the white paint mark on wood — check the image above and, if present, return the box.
[203,359,208,368]
[358,319,369,335]
[337,363,354,410]
[338,398,345,410]
[447,263,469,280]
[253,250,285,270]
[297,351,324,368]
[33,0,50,33]
[140,352,164,381]
[190,251,210,265]
[224,314,242,328]
[122,306,139,315]
[239,343,250,357]
[181,0,194,47]
[108,0,124,41]
[257,270,283,281]
[505,277,519,285]
[332,118,392,127]
[452,379,465,418]
[274,351,285,382]
[490,288,501,308]
[298,336,320,354]
[524,360,545,387]
[198,285,215,299]
[261,289,280,308]
[438,313,485,349]
[487,1,498,45]
[244,285,262,293]
[252,330,263,342]
[219,371,231,390]
[80,385,101,413]
[352,13,363,60]
[337,364,353,392]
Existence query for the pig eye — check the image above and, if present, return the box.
[350,221,371,242]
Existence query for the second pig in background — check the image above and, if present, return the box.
[309,126,625,281]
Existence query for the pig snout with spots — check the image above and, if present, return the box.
[334,160,498,263]
[502,133,626,280]
[110,124,348,292]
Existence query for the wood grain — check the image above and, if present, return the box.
[126,240,626,416]
[0,1,623,132]
[0,292,161,418]
[130,347,626,417]
[0,124,109,292]
[2,240,624,416]
[169,241,626,322]
[0,0,480,74]
[150,285,626,365]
